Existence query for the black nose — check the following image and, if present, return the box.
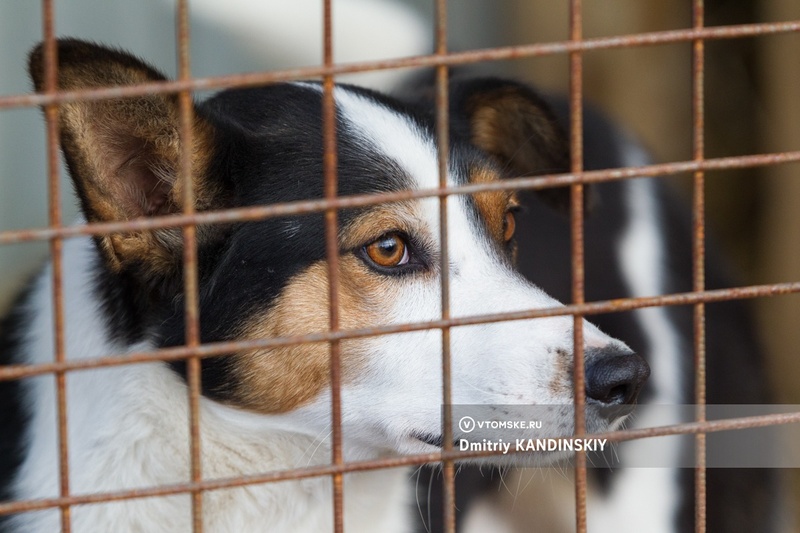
[585,347,650,406]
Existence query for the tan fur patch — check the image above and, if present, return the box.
[467,88,564,177]
[469,166,518,243]
[231,255,401,413]
[60,96,217,268]
[464,85,575,213]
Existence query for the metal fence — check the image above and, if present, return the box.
[1,1,800,532]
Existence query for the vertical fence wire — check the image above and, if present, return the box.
[692,1,708,532]
[175,1,204,531]
[434,1,456,532]
[568,1,588,532]
[321,0,345,531]
[41,2,71,532]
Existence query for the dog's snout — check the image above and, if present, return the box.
[585,347,650,406]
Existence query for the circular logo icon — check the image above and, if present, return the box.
[458,416,476,433]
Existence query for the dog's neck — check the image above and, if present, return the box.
[10,236,410,532]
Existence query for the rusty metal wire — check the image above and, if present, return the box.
[175,1,204,531]
[41,1,71,531]
[1,21,799,111]
[568,0,588,531]
[434,1,457,532]
[1,281,798,383]
[1,2,800,531]
[692,2,708,532]
[35,293,800,388]
[321,1,345,531]
[2,152,800,246]
[1,410,799,518]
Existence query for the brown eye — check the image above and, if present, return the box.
[503,211,516,242]
[365,233,409,268]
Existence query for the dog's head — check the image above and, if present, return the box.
[30,40,648,462]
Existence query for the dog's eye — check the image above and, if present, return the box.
[364,233,409,268]
[503,211,516,242]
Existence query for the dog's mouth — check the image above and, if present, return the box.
[411,432,445,448]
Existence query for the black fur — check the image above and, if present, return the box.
[0,279,37,528]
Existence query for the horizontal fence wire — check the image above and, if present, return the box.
[1,21,799,110]
[1,3,799,531]
[1,282,799,382]
[1,411,799,517]
[1,152,800,245]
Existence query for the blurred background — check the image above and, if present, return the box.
[0,0,798,525]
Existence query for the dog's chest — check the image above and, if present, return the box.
[14,361,412,532]
[64,469,410,532]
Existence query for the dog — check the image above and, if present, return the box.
[0,39,652,532]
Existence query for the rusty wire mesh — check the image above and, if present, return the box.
[0,1,800,533]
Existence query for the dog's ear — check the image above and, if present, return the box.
[28,39,222,274]
[449,78,576,212]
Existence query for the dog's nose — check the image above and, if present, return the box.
[585,347,650,406]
